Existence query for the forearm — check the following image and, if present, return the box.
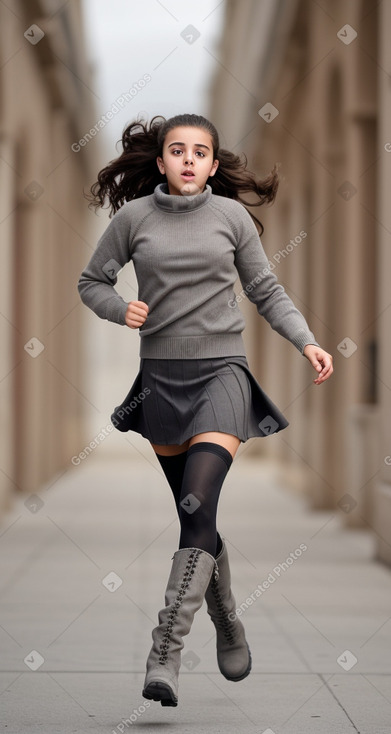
[77,276,129,324]
[233,206,319,354]
[77,204,133,325]
[255,282,320,354]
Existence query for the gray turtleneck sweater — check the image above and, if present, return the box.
[77,182,320,359]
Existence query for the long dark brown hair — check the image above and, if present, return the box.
[84,113,280,235]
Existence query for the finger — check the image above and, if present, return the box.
[316,366,330,380]
[132,300,149,312]
[128,306,148,319]
[320,358,333,375]
[129,302,148,313]
[128,313,145,323]
[125,312,145,325]
[126,319,144,329]
[314,364,333,383]
[316,355,332,373]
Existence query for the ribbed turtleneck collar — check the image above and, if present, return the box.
[153,182,212,212]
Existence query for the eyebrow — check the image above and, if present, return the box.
[168,141,210,150]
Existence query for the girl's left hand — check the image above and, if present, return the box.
[303,344,333,385]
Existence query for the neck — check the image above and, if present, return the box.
[153,182,212,212]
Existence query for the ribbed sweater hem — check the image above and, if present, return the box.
[139,333,246,359]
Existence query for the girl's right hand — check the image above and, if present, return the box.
[125,300,149,329]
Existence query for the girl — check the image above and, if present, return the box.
[78,113,333,707]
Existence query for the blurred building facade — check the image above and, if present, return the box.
[0,0,96,512]
[2,0,391,568]
[209,0,391,563]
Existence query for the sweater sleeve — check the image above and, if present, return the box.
[77,205,133,326]
[232,205,320,355]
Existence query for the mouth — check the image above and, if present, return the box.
[181,171,195,179]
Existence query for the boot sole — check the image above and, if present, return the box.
[142,680,178,707]
[218,643,252,682]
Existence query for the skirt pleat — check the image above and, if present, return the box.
[110,355,289,444]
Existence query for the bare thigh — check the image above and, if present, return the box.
[150,431,241,460]
[150,439,190,456]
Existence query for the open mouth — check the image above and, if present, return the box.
[181,172,195,178]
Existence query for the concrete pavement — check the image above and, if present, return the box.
[1,449,391,733]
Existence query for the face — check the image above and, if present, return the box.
[156,126,219,196]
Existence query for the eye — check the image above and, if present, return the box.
[171,149,206,157]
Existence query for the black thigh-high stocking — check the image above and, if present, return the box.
[178,442,233,556]
[155,446,229,557]
[155,450,188,513]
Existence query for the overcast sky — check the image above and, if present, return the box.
[80,0,225,158]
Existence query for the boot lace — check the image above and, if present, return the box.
[158,549,215,664]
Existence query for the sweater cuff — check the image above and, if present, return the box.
[105,296,128,326]
[291,329,321,355]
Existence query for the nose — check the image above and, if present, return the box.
[184,152,194,165]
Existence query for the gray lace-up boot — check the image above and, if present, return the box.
[142,546,218,707]
[204,538,252,681]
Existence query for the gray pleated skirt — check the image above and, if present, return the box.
[110,355,289,444]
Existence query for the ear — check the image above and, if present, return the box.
[209,160,219,177]
[156,156,165,175]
